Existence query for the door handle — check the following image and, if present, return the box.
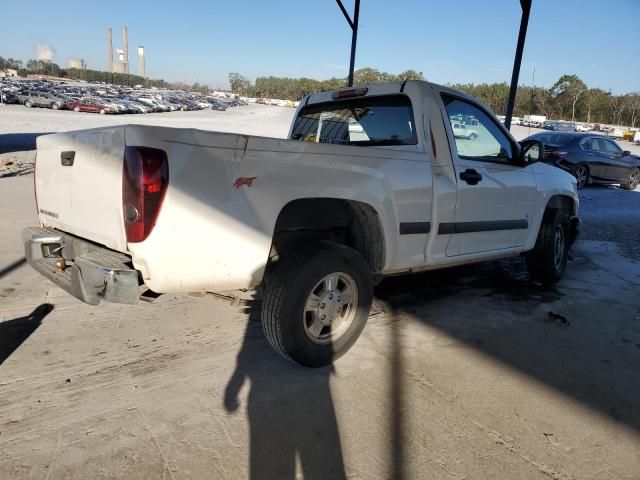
[460,169,483,185]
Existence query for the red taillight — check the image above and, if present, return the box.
[544,150,568,161]
[122,146,168,243]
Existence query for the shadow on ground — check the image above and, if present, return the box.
[0,304,54,366]
[224,313,346,480]
[375,256,640,435]
[0,133,49,153]
[0,258,27,279]
[222,253,639,479]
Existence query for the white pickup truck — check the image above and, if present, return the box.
[24,81,580,367]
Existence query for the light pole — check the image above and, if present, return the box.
[336,0,360,87]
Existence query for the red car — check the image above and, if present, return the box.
[68,99,113,114]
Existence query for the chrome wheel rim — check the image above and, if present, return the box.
[629,169,640,190]
[553,226,565,270]
[574,166,587,188]
[303,272,358,345]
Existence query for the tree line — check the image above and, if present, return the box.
[230,70,640,127]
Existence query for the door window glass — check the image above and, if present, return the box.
[602,139,622,154]
[580,138,600,151]
[441,94,512,163]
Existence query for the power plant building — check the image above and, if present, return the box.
[106,26,140,75]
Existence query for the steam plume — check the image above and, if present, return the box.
[34,43,56,61]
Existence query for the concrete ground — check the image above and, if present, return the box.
[1,106,639,479]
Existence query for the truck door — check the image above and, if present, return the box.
[439,93,537,256]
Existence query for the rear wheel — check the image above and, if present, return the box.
[469,133,478,140]
[572,164,589,189]
[620,167,640,191]
[24,100,32,108]
[51,102,60,110]
[73,106,80,112]
[261,241,373,367]
[99,109,105,115]
[527,209,570,286]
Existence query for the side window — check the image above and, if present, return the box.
[580,138,598,151]
[441,94,513,163]
[602,139,621,154]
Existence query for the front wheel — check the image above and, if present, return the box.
[261,242,373,367]
[99,109,105,114]
[573,164,589,189]
[51,103,60,110]
[73,106,80,112]
[527,209,570,286]
[24,100,32,108]
[620,167,640,191]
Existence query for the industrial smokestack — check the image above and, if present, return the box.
[137,46,145,78]
[123,26,129,74]
[107,27,113,72]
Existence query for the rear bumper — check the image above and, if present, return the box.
[23,227,140,305]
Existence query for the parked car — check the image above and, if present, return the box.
[549,122,576,132]
[452,123,478,139]
[19,91,65,110]
[67,99,113,114]
[0,91,20,104]
[25,80,580,367]
[608,127,625,139]
[575,124,592,132]
[525,131,640,190]
[622,130,636,142]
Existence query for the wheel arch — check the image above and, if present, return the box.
[545,194,576,215]
[543,194,579,247]
[270,198,386,274]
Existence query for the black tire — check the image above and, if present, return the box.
[73,106,80,112]
[51,102,60,110]
[527,209,570,286]
[261,241,373,367]
[469,133,478,140]
[620,167,640,191]
[24,100,32,108]
[572,164,589,189]
[99,109,105,115]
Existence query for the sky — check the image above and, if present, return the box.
[0,0,638,94]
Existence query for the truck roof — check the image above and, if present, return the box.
[304,80,482,109]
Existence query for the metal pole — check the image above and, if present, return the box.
[505,0,531,130]
[336,0,360,87]
[348,0,360,87]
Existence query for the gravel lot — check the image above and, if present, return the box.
[1,104,639,479]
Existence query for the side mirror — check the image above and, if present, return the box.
[622,150,630,156]
[517,139,544,165]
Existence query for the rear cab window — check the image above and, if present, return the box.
[291,95,418,147]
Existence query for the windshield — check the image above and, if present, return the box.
[291,95,417,147]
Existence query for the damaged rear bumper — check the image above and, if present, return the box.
[23,227,140,305]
